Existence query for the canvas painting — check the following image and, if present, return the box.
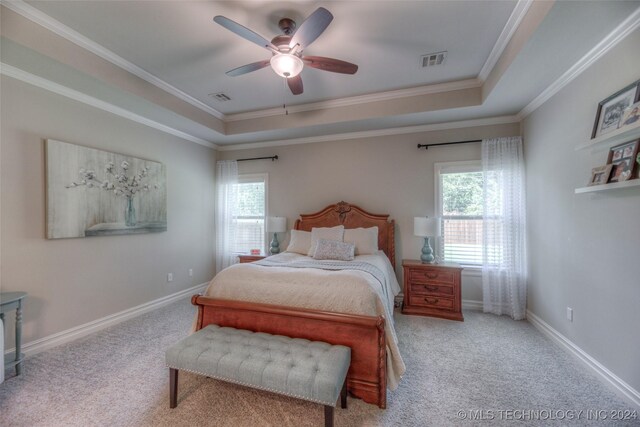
[46,139,167,239]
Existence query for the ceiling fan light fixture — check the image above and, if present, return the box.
[270,53,304,78]
[215,8,356,95]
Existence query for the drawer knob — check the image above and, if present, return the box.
[425,272,438,279]
[423,285,439,292]
[424,297,439,304]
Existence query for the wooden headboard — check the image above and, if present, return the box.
[294,201,396,269]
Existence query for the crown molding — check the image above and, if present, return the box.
[217,115,520,151]
[1,63,218,149]
[1,0,225,120]
[221,0,534,123]
[4,0,482,123]
[518,6,640,119]
[1,0,519,126]
[479,0,533,82]
[2,59,517,152]
[224,78,482,122]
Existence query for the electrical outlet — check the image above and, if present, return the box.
[167,273,173,282]
[566,307,573,322]
[188,268,193,277]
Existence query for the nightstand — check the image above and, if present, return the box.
[238,254,266,263]
[401,260,463,321]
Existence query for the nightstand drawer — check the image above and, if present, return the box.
[408,294,454,311]
[409,282,454,296]
[409,268,455,285]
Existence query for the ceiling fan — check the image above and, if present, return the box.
[213,7,358,95]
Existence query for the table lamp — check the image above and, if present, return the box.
[267,216,287,255]
[414,217,439,263]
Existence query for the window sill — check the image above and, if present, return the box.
[461,266,482,277]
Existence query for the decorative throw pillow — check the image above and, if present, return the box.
[313,239,355,261]
[285,230,312,255]
[344,227,379,255]
[308,225,345,257]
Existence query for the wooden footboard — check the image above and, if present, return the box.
[192,295,387,408]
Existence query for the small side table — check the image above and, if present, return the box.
[401,260,463,321]
[0,292,27,376]
[238,255,266,263]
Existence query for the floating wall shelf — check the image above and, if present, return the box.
[575,122,640,151]
[575,179,640,194]
[575,121,640,194]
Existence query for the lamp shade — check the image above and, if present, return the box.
[270,54,304,78]
[414,217,439,237]
[267,216,287,233]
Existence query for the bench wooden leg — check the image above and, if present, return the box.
[324,405,334,427]
[169,368,178,409]
[340,378,347,409]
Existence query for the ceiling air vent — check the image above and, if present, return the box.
[421,51,447,68]
[209,92,231,102]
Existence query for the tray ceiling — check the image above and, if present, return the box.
[1,1,638,147]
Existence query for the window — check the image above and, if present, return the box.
[233,174,267,255]
[435,161,483,266]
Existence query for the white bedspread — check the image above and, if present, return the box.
[201,251,405,389]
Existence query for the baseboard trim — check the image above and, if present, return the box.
[4,283,208,358]
[462,299,483,311]
[526,309,640,409]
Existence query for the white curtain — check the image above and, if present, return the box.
[215,160,238,274]
[481,136,527,320]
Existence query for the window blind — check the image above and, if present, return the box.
[436,163,484,266]
[233,179,266,254]
[440,217,483,265]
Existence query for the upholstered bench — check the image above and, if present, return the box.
[166,325,351,427]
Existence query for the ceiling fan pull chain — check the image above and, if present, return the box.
[282,78,289,115]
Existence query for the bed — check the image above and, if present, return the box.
[192,202,404,408]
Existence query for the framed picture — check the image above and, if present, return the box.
[607,139,639,162]
[607,139,640,183]
[588,165,613,186]
[591,79,640,138]
[609,159,634,182]
[46,139,167,239]
[611,146,624,161]
[618,101,640,130]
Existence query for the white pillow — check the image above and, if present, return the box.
[344,227,379,255]
[313,239,355,261]
[308,225,345,256]
[285,230,312,255]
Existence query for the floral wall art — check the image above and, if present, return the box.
[46,139,167,239]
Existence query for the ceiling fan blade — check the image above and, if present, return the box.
[287,75,304,95]
[303,56,358,74]
[213,15,277,51]
[226,59,271,77]
[288,7,333,50]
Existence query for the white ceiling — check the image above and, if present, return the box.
[3,1,639,147]
[26,0,517,114]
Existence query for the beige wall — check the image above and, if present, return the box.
[523,29,640,392]
[220,121,521,302]
[1,76,216,347]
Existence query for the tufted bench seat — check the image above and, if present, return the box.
[166,324,351,427]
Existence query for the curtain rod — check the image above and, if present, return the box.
[236,155,278,162]
[417,139,482,150]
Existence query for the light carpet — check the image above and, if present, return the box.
[0,298,636,426]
